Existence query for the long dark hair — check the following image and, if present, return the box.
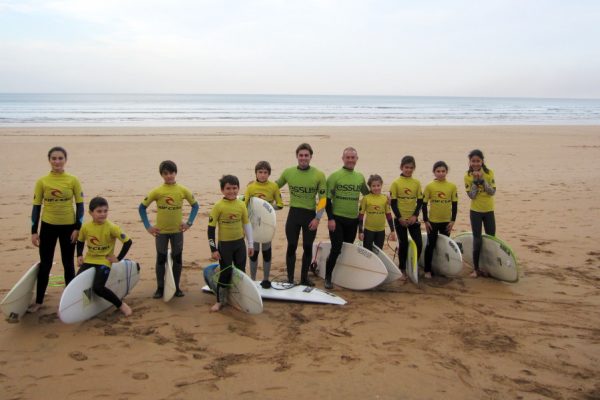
[468,149,489,174]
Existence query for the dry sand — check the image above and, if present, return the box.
[1,126,599,399]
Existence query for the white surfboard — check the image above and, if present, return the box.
[247,196,277,244]
[58,260,140,324]
[419,232,463,277]
[202,281,347,305]
[311,241,388,290]
[355,241,403,284]
[203,263,263,314]
[454,232,519,283]
[404,237,419,285]
[1,263,39,321]
[163,250,177,302]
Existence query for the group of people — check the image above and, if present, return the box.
[28,143,496,315]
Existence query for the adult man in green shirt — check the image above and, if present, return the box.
[276,143,326,286]
[324,147,369,289]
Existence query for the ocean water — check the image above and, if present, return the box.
[0,93,599,126]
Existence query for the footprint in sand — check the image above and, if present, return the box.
[69,351,88,361]
[45,333,59,339]
[132,372,149,380]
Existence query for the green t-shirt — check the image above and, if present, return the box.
[326,167,369,219]
[276,166,326,210]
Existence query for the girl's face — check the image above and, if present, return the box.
[369,180,382,195]
[434,167,447,181]
[49,151,66,173]
[256,169,270,183]
[400,163,415,177]
[222,183,239,200]
[469,156,483,171]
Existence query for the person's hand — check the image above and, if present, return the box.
[31,233,40,247]
[180,222,191,232]
[389,231,396,241]
[77,256,84,266]
[106,254,118,264]
[70,230,79,244]
[358,232,364,241]
[407,216,418,225]
[308,218,320,231]
[248,247,254,257]
[398,219,408,227]
[327,219,336,232]
[425,221,432,233]
[446,221,455,234]
[211,251,221,261]
[472,170,482,180]
[147,226,160,237]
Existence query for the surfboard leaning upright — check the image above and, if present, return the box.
[454,232,519,283]
[418,232,463,277]
[163,250,177,302]
[1,263,39,321]
[247,196,277,244]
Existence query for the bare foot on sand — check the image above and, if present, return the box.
[210,302,222,312]
[27,303,42,313]
[119,302,132,317]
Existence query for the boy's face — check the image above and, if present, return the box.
[161,170,177,184]
[221,183,239,200]
[256,169,270,183]
[90,206,109,223]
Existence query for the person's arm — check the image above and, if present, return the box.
[74,202,84,230]
[413,199,423,218]
[390,199,401,220]
[138,203,151,229]
[422,202,429,222]
[243,223,254,249]
[358,213,364,234]
[483,180,496,196]
[207,226,218,253]
[386,212,395,231]
[325,198,334,220]
[467,182,479,199]
[31,205,42,234]
[117,239,132,261]
[187,202,199,225]
[274,186,284,210]
[451,201,458,221]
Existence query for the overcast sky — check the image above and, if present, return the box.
[1,0,599,98]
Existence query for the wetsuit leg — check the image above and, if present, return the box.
[233,239,247,273]
[155,234,169,289]
[363,229,376,252]
[470,210,484,270]
[325,218,345,281]
[482,211,496,236]
[285,208,303,282]
[36,222,59,304]
[373,230,385,250]
[300,210,317,283]
[249,243,260,280]
[425,223,447,273]
[262,242,272,280]
[90,264,122,308]
[57,224,76,285]
[395,224,409,272]
[408,222,423,260]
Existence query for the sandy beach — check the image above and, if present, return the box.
[1,125,599,400]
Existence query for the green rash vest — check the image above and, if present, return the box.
[276,166,326,211]
[327,167,369,219]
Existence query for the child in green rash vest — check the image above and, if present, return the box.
[138,160,199,299]
[207,175,254,312]
[244,161,283,289]
[29,146,84,313]
[358,174,396,252]
[464,149,496,278]
[390,155,423,279]
[323,147,369,290]
[76,197,133,317]
[276,143,326,286]
[422,161,458,279]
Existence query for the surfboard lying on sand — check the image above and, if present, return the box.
[454,232,519,283]
[311,241,388,290]
[202,281,347,305]
[203,263,263,314]
[418,232,463,277]
[247,196,277,244]
[58,260,140,324]
[1,263,39,321]
[163,250,177,302]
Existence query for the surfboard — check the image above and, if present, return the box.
[418,232,463,277]
[202,281,347,305]
[1,263,39,321]
[58,260,140,324]
[404,237,419,285]
[203,263,263,314]
[163,250,177,302]
[311,241,388,290]
[454,232,519,283]
[247,196,277,243]
[355,241,403,284]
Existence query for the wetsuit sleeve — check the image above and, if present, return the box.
[31,205,42,234]
[275,170,287,188]
[386,213,395,231]
[413,199,423,218]
[138,203,151,229]
[325,198,334,220]
[75,202,84,230]
[422,202,429,222]
[117,239,132,261]
[188,202,199,225]
[451,201,458,221]
[391,199,401,219]
[72,177,84,203]
[76,240,85,257]
[207,226,218,253]
[483,180,496,196]
[244,222,253,248]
